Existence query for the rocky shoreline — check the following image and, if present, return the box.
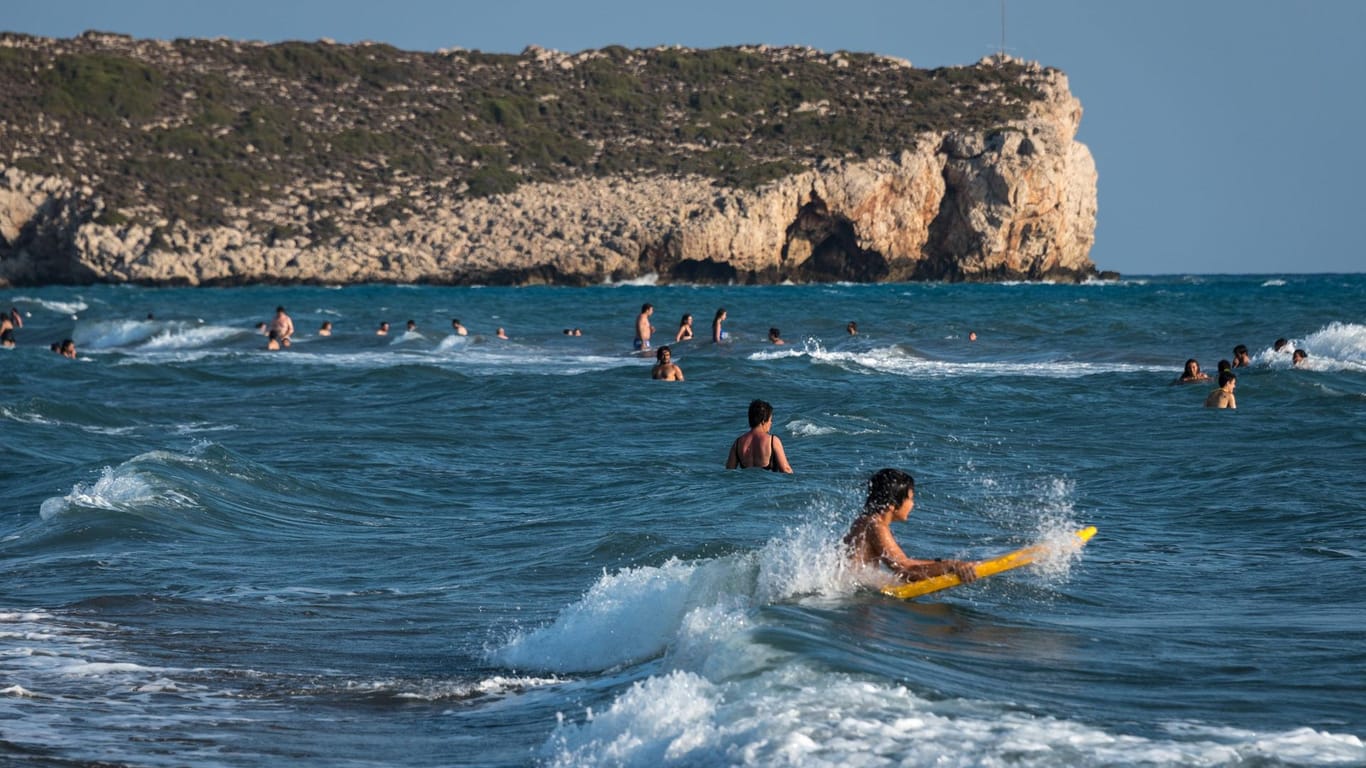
[0,35,1106,286]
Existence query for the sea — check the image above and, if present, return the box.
[2,274,1364,767]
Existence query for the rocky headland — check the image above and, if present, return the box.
[0,32,1105,286]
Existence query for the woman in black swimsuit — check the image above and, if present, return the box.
[725,399,793,473]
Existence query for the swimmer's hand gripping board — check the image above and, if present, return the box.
[881,526,1096,600]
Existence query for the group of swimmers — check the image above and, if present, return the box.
[1,306,77,358]
[254,307,508,350]
[725,397,975,584]
[1175,340,1311,409]
[637,302,865,382]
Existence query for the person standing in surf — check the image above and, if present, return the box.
[725,399,792,473]
[269,306,294,343]
[634,303,654,351]
[675,313,694,342]
[712,307,727,343]
[844,468,978,583]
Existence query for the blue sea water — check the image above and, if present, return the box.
[2,274,1364,767]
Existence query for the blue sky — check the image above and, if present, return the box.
[7,0,1364,275]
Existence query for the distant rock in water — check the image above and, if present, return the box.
[0,33,1106,286]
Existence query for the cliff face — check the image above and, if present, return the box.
[0,36,1101,286]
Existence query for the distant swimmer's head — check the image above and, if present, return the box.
[1184,358,1200,375]
[1274,338,1289,352]
[968,331,977,341]
[715,307,727,321]
[641,303,653,314]
[680,313,692,325]
[1292,349,1308,365]
[865,468,915,514]
[406,320,417,331]
[768,327,782,340]
[847,321,858,335]
[656,345,672,362]
[1217,359,1232,373]
[1218,370,1237,387]
[1234,344,1249,357]
[276,306,286,314]
[747,399,773,428]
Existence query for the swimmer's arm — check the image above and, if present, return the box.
[725,440,739,469]
[674,367,684,382]
[771,435,793,474]
[875,529,976,583]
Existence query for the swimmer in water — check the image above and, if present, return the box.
[1204,370,1237,409]
[59,338,77,359]
[847,321,858,335]
[1232,344,1251,368]
[376,321,390,336]
[768,327,786,345]
[651,345,684,381]
[712,308,727,343]
[634,303,654,351]
[725,399,792,473]
[1174,358,1210,384]
[1292,349,1309,367]
[269,306,294,343]
[451,319,468,336]
[843,468,979,584]
[318,321,333,336]
[676,313,694,342]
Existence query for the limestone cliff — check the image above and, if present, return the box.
[0,34,1103,286]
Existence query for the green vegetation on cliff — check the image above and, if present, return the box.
[0,32,1048,230]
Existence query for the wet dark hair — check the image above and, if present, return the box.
[1218,370,1237,387]
[714,308,726,320]
[641,303,653,313]
[680,314,691,325]
[1233,344,1248,357]
[1217,359,1232,373]
[747,399,773,427]
[1274,338,1289,351]
[276,306,286,313]
[865,468,915,513]
[655,345,671,362]
[769,327,781,338]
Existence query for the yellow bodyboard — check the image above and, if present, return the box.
[880,526,1096,600]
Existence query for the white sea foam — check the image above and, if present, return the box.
[38,449,206,520]
[764,339,1165,379]
[606,273,660,287]
[75,319,242,353]
[382,675,565,701]
[1262,278,1287,287]
[39,467,158,519]
[8,296,89,315]
[1254,321,1366,371]
[542,664,1366,767]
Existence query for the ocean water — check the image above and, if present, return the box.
[2,274,1364,767]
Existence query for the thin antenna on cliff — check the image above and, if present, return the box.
[1000,0,1007,58]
